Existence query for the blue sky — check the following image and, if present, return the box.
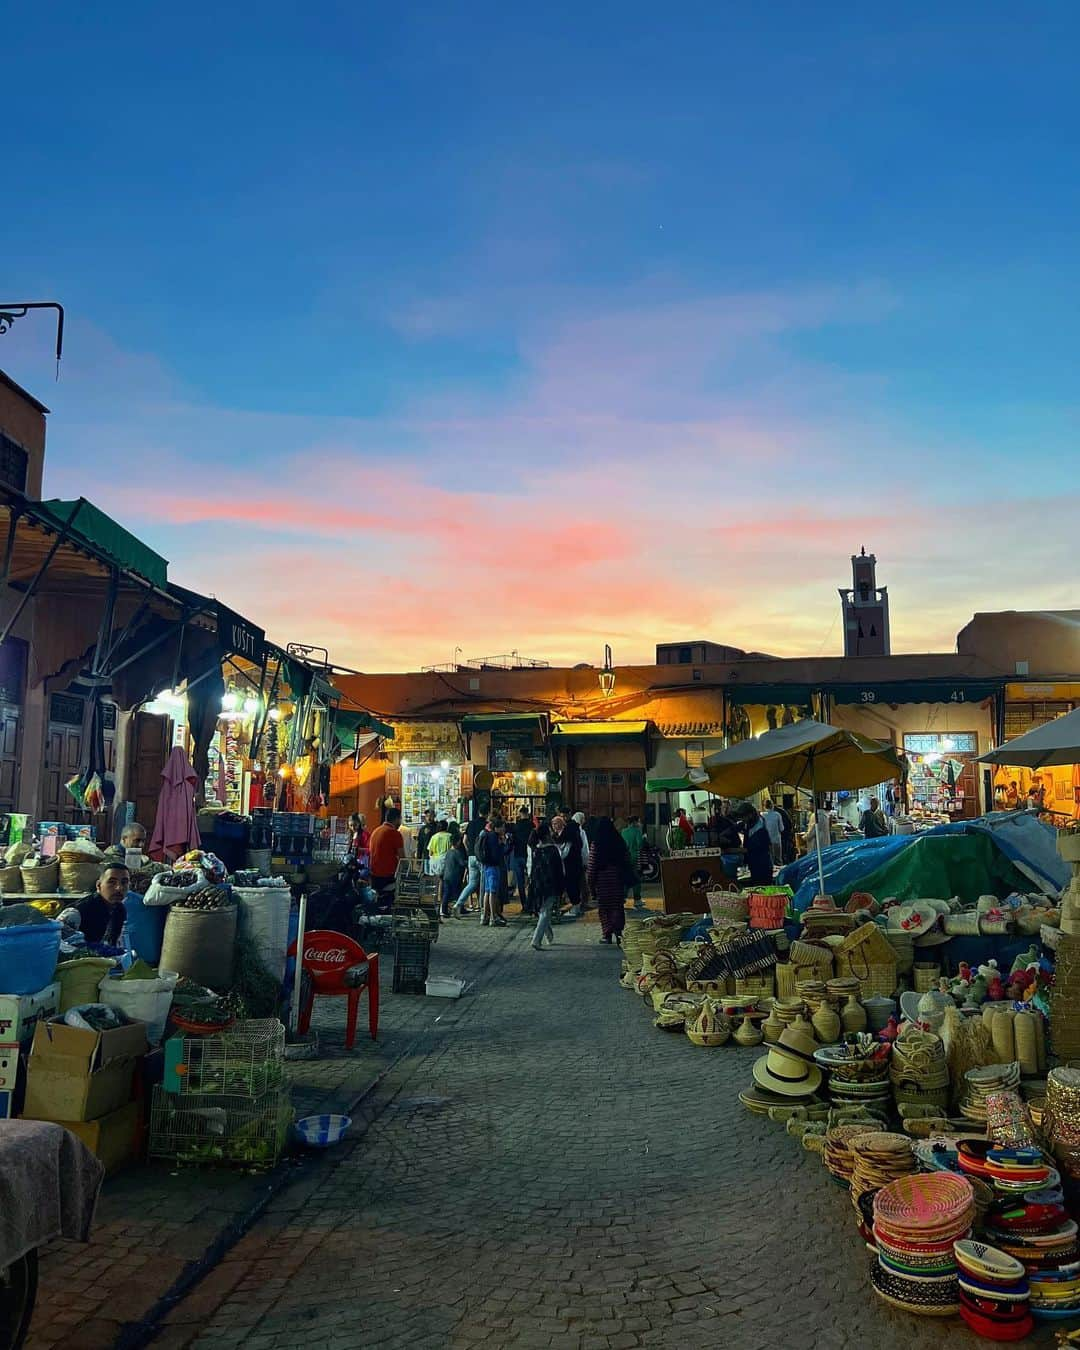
[2,4,1078,668]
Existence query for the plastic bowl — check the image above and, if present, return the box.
[295,1114,352,1147]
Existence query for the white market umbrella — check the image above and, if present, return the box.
[702,719,901,899]
[979,707,1080,769]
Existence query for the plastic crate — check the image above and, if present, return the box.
[165,1019,285,1097]
[393,933,432,994]
[148,1084,293,1168]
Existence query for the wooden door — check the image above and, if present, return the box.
[129,712,171,835]
[574,769,645,822]
[0,638,25,816]
[43,692,86,825]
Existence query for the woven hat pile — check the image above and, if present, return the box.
[890,1027,950,1111]
[960,1062,1022,1126]
[1044,1067,1080,1182]
[751,1023,823,1099]
[870,1173,975,1316]
[849,1132,917,1213]
[954,1240,1033,1340]
[822,1122,884,1187]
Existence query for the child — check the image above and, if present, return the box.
[476,817,506,928]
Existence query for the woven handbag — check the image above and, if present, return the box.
[21,859,59,894]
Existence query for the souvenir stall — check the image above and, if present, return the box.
[616,814,1080,1337]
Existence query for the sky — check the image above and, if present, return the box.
[2,3,1079,672]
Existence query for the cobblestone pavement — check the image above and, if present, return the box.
[24,914,533,1350]
[150,910,1051,1350]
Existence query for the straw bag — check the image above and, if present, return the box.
[979,914,1010,936]
[735,974,774,999]
[834,923,898,998]
[708,890,748,924]
[913,963,941,993]
[943,911,980,936]
[20,859,59,894]
[0,864,22,894]
[58,852,104,894]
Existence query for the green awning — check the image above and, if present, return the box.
[831,680,1001,707]
[460,713,542,733]
[39,498,169,590]
[646,775,696,793]
[336,709,395,745]
[727,684,816,705]
[551,720,649,742]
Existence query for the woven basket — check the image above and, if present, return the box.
[0,864,22,894]
[774,963,801,999]
[943,912,980,936]
[686,1028,731,1047]
[835,930,898,998]
[789,939,834,973]
[59,852,104,894]
[735,974,774,999]
[20,859,59,894]
[913,963,941,992]
[748,892,788,929]
[708,890,749,924]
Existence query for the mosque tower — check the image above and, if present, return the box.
[839,548,891,657]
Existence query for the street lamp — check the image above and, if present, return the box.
[599,644,615,698]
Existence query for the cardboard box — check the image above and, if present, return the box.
[37,821,66,838]
[25,1018,147,1123]
[69,825,97,841]
[51,1103,139,1175]
[0,983,61,1050]
[0,1044,18,1092]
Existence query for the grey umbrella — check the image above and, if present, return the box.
[978,707,1080,769]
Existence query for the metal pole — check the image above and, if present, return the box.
[812,755,827,899]
[291,890,308,1035]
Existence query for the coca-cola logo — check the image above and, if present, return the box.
[306,945,348,963]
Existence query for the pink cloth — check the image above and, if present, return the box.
[149,746,202,862]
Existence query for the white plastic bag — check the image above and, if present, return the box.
[98,969,179,1045]
[142,872,207,907]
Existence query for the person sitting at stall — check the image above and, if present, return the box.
[859,796,889,838]
[76,863,130,945]
[733,803,774,885]
[102,822,149,867]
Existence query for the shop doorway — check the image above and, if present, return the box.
[42,692,117,832]
[903,731,980,819]
[574,769,645,823]
[129,712,171,834]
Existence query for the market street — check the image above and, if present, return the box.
[150,912,1022,1350]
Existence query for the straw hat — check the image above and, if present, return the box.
[752,1024,823,1098]
[888,903,938,938]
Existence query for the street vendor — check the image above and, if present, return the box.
[732,803,774,885]
[75,863,130,945]
[102,821,149,867]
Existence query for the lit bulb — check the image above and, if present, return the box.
[536,771,546,782]
[243,697,259,715]
[222,692,238,711]
[430,769,439,780]
[401,757,410,768]
[268,707,281,721]
[441,759,450,770]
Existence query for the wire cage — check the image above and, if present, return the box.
[149,1085,293,1168]
[393,933,433,994]
[392,859,440,941]
[171,1019,285,1098]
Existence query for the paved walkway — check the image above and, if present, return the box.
[146,914,1040,1350]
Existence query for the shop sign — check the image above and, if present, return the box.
[388,721,461,758]
[832,680,1000,707]
[1006,682,1080,701]
[217,603,266,666]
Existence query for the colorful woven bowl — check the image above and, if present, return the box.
[954,1240,1026,1283]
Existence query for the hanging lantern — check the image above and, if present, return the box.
[599,644,615,697]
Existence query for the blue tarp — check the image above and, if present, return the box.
[779,813,1067,914]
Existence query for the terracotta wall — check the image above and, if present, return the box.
[0,377,46,498]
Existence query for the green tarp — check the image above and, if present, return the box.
[39,497,169,589]
[827,834,1029,908]
[336,709,395,748]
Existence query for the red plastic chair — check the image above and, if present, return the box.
[287,930,379,1049]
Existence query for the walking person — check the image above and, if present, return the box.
[561,813,588,918]
[511,806,532,912]
[761,799,784,866]
[452,820,483,917]
[476,817,507,927]
[527,819,565,951]
[426,818,452,912]
[588,817,633,945]
[416,808,437,869]
[620,814,647,911]
[859,796,889,839]
[439,823,465,918]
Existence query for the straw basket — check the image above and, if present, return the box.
[775,964,802,999]
[686,1028,731,1047]
[708,890,749,924]
[20,860,59,894]
[834,923,898,998]
[788,940,835,978]
[943,912,980,936]
[913,963,941,993]
[59,852,105,894]
[0,864,22,894]
[748,891,788,929]
[735,974,774,999]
